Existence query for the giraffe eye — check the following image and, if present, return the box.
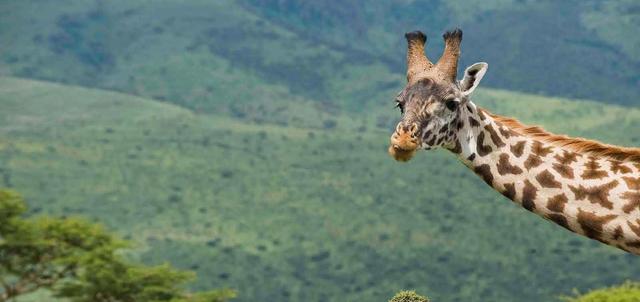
[395,100,405,114]
[445,98,458,111]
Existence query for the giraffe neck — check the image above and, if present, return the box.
[449,103,640,254]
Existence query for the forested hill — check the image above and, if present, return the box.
[1,0,639,118]
[243,0,640,104]
[2,76,640,302]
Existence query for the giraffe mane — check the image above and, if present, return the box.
[484,109,640,162]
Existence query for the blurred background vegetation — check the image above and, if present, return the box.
[1,0,640,301]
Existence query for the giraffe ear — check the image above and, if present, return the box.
[460,62,488,96]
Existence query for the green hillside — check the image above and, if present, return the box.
[243,0,640,104]
[2,76,640,302]
[1,0,639,118]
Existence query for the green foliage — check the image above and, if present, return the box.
[0,189,234,302]
[562,282,640,302]
[0,189,120,301]
[57,258,235,302]
[389,290,430,302]
[0,190,26,234]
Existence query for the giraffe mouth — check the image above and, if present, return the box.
[388,130,420,162]
[388,144,418,162]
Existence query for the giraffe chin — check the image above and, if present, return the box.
[388,145,417,162]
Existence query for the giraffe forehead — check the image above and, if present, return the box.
[402,78,456,104]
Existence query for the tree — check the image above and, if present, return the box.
[57,256,235,302]
[389,290,430,302]
[0,190,235,302]
[561,281,640,302]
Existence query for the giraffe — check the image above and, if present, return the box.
[389,28,640,255]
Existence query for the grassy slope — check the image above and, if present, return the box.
[2,77,640,302]
[0,0,400,117]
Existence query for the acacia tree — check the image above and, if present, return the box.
[56,253,235,302]
[389,291,429,302]
[0,190,101,300]
[0,190,235,302]
[561,282,640,302]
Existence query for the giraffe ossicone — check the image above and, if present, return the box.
[390,28,640,254]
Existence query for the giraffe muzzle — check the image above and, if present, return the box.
[389,123,420,162]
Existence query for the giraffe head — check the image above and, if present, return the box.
[389,29,488,161]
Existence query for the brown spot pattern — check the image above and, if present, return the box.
[569,180,618,210]
[476,132,492,157]
[524,155,543,170]
[474,164,493,186]
[581,159,608,179]
[613,226,623,240]
[497,154,523,175]
[617,244,630,251]
[627,219,640,237]
[510,141,526,158]
[555,150,578,165]
[546,214,571,230]
[611,160,632,174]
[531,141,553,157]
[546,194,568,213]
[552,151,577,179]
[422,130,432,140]
[450,139,462,154]
[623,176,640,191]
[468,116,480,127]
[522,180,537,211]
[490,112,640,162]
[501,183,516,200]
[485,125,506,147]
[577,209,616,240]
[498,126,514,139]
[626,241,640,248]
[426,135,436,146]
[478,109,486,121]
[621,176,640,213]
[536,170,562,188]
[552,163,574,179]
